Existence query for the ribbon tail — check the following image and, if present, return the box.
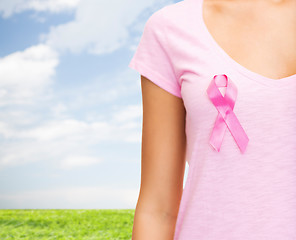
[226,111,249,154]
[209,113,228,152]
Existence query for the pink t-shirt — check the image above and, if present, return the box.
[128,0,296,239]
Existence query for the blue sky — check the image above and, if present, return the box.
[0,0,188,209]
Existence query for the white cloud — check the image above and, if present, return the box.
[0,40,142,170]
[59,155,102,169]
[0,44,59,106]
[0,109,41,126]
[56,68,142,110]
[0,103,142,169]
[0,186,139,209]
[0,0,80,18]
[113,105,142,123]
[51,102,69,118]
[41,0,173,55]
[0,111,141,142]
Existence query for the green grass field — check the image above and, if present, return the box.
[0,209,135,240]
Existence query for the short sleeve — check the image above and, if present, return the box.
[128,11,182,98]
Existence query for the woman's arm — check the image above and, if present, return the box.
[132,75,187,240]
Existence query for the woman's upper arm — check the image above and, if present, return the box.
[137,74,187,219]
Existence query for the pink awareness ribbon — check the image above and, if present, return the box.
[207,74,249,154]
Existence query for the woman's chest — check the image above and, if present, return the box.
[181,71,296,156]
[202,0,296,80]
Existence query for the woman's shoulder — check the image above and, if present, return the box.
[147,0,193,27]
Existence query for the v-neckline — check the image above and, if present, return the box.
[197,0,296,86]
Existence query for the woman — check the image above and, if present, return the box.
[129,0,296,239]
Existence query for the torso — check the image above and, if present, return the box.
[202,0,296,80]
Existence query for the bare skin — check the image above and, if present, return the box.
[131,76,186,240]
[132,1,296,240]
[202,0,296,80]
